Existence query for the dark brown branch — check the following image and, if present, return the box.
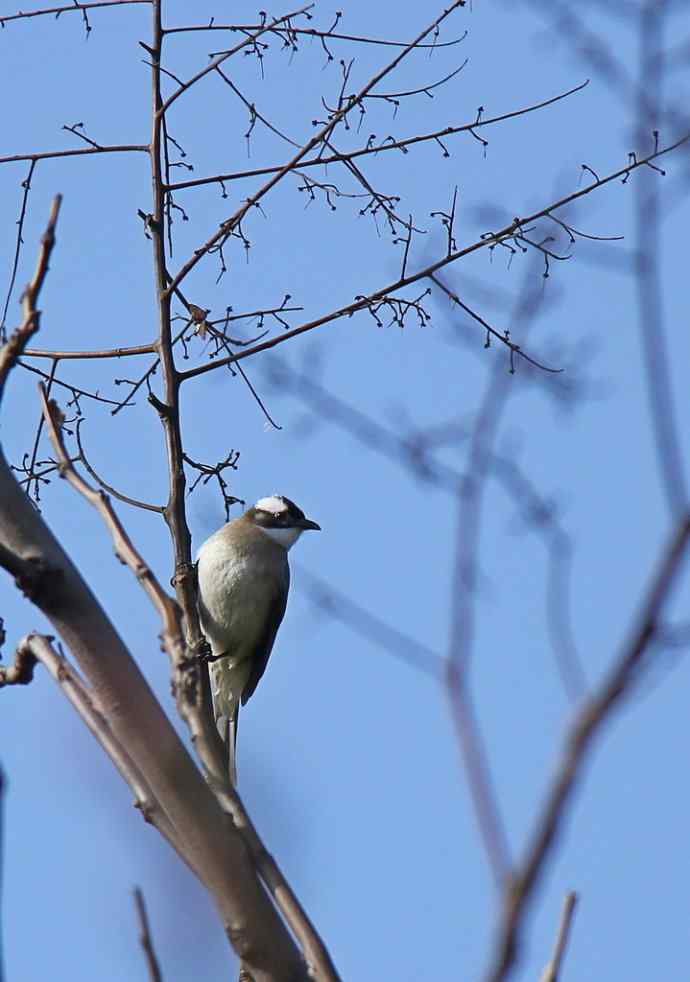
[167,80,590,193]
[133,887,163,982]
[178,132,689,382]
[486,513,690,982]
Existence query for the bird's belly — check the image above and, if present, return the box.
[198,551,273,658]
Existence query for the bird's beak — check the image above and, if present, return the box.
[298,517,321,531]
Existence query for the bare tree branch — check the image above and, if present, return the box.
[133,887,164,982]
[539,892,578,982]
[0,145,149,166]
[178,133,689,383]
[486,513,690,982]
[0,195,62,399]
[0,197,315,981]
[167,1,466,293]
[0,0,150,26]
[166,81,590,192]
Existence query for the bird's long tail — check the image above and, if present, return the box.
[226,708,239,788]
[209,656,249,787]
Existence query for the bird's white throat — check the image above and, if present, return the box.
[257,525,303,550]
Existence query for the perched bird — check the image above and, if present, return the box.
[196,495,321,785]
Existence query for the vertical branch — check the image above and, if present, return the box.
[134,887,164,982]
[148,2,202,647]
[1,160,37,342]
[634,2,687,516]
[146,10,333,977]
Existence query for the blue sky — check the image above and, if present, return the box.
[1,2,689,980]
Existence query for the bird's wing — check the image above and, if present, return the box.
[241,565,290,705]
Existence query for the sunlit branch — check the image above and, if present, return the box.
[23,342,157,360]
[539,892,578,982]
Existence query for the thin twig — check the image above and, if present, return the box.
[167,2,466,293]
[133,888,163,982]
[168,21,466,49]
[158,5,314,117]
[179,133,689,383]
[1,160,36,341]
[0,0,149,24]
[166,81,590,192]
[75,419,164,513]
[24,341,156,360]
[40,386,180,641]
[0,145,149,166]
[0,196,62,401]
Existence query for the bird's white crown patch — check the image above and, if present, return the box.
[255,495,287,515]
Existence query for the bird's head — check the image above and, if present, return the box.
[247,495,321,550]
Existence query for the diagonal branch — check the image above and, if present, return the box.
[167,1,466,293]
[539,892,578,982]
[5,634,187,856]
[486,512,690,982]
[158,5,314,117]
[166,81,590,193]
[0,194,62,400]
[178,133,689,383]
[133,887,164,982]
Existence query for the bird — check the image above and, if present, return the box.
[196,494,321,785]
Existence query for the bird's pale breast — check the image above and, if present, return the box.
[197,526,287,659]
